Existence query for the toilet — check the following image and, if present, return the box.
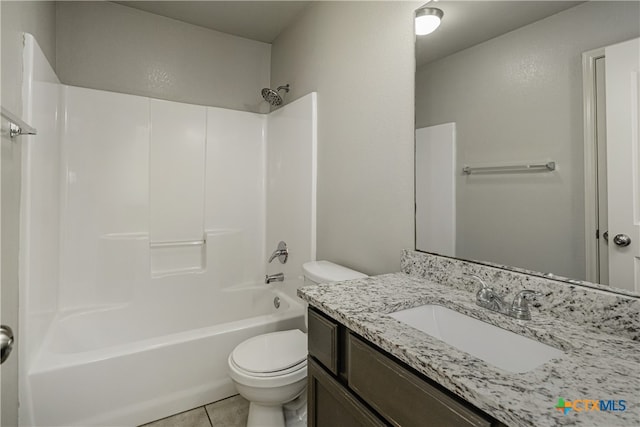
[227,261,367,427]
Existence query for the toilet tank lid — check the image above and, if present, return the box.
[302,261,367,284]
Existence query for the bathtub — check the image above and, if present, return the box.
[27,282,305,426]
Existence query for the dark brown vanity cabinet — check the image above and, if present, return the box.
[308,358,386,427]
[307,308,503,427]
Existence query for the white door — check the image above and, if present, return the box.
[415,123,456,257]
[605,37,640,292]
[595,55,609,285]
[1,127,21,426]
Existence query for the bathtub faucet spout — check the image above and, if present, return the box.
[265,273,285,284]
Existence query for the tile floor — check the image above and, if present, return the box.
[140,395,249,427]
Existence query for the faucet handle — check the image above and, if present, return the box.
[268,241,288,264]
[466,274,490,293]
[514,289,543,301]
[466,274,486,285]
[510,290,542,320]
[466,274,496,306]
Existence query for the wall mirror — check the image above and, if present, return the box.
[414,1,640,295]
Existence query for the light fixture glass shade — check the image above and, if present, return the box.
[415,8,443,36]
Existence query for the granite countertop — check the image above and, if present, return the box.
[298,273,640,427]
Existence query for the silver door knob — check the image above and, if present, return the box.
[0,325,14,364]
[613,234,631,247]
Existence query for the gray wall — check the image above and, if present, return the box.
[415,1,640,280]
[56,1,272,112]
[271,2,420,275]
[1,1,56,115]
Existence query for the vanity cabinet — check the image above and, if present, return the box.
[308,358,386,427]
[307,308,503,427]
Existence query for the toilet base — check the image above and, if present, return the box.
[246,390,308,427]
[247,402,285,427]
[283,389,307,427]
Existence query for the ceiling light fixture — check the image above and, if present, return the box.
[415,7,443,36]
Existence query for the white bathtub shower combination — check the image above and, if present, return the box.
[19,35,316,426]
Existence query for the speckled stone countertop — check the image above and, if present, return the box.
[298,273,640,427]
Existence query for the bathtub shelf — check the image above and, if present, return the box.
[462,161,556,175]
[150,239,206,277]
[150,239,206,248]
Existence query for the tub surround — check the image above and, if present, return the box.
[20,35,318,426]
[298,252,640,427]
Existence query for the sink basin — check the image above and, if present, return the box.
[388,304,564,373]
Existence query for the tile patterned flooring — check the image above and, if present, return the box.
[140,395,249,427]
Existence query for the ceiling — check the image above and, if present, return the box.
[416,1,583,66]
[116,1,583,64]
[115,1,311,43]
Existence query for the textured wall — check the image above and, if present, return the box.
[56,1,272,112]
[270,1,420,276]
[415,1,640,280]
[1,1,56,116]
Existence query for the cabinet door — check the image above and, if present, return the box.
[349,335,492,427]
[308,309,339,375]
[308,358,386,427]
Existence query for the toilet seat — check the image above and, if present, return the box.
[228,354,307,389]
[231,329,307,374]
[229,356,306,378]
[228,329,308,388]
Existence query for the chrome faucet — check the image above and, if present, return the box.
[510,290,542,320]
[265,273,284,284]
[268,241,288,264]
[466,275,541,320]
[469,275,509,313]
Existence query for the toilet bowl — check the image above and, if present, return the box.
[228,261,367,427]
[228,330,308,427]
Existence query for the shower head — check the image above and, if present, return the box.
[261,84,290,106]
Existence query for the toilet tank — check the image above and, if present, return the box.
[302,261,367,286]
